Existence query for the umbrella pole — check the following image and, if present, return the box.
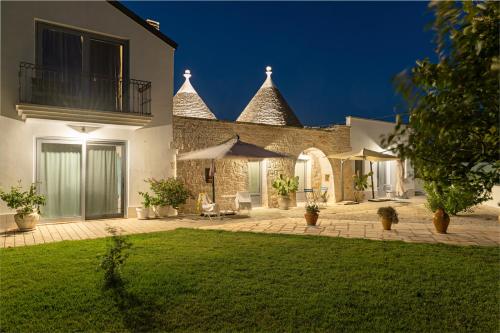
[370,161,375,199]
[340,159,345,201]
[211,159,216,203]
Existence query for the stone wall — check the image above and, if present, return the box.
[173,116,354,213]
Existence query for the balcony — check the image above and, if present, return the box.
[17,62,152,126]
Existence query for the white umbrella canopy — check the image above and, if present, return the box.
[328,148,398,201]
[328,148,397,161]
[178,135,290,202]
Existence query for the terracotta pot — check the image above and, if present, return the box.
[278,196,291,210]
[433,208,450,234]
[305,212,319,226]
[380,217,392,230]
[14,213,39,231]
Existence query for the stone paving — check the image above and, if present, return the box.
[1,198,498,248]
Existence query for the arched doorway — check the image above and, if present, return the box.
[294,148,335,204]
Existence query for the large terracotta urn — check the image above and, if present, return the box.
[433,208,450,234]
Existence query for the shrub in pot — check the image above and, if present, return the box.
[136,192,152,220]
[304,202,320,226]
[424,182,452,233]
[147,178,192,216]
[353,171,372,203]
[377,206,398,230]
[272,174,299,210]
[0,182,45,231]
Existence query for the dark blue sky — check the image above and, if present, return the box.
[124,1,435,126]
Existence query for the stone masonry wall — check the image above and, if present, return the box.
[173,116,354,213]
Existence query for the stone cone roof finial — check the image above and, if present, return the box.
[173,69,217,119]
[236,66,302,127]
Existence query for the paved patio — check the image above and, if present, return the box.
[1,197,498,248]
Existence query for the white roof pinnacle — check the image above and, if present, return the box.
[178,69,196,93]
[262,65,274,88]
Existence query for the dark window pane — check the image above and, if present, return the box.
[42,29,82,73]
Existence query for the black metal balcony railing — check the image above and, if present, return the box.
[19,62,151,115]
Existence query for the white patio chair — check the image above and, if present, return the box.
[234,191,252,215]
[198,193,220,220]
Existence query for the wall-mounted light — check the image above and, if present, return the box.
[67,124,101,139]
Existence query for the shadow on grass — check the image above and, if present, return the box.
[107,284,159,332]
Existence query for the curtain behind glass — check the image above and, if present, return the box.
[294,160,307,191]
[41,28,83,107]
[248,161,261,194]
[39,143,81,218]
[85,145,121,218]
[89,40,121,111]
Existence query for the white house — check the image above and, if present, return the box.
[346,116,423,199]
[0,1,177,231]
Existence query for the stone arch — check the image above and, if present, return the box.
[294,147,336,204]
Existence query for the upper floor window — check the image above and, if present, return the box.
[36,22,128,81]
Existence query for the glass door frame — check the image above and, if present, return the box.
[85,140,126,220]
[36,137,127,221]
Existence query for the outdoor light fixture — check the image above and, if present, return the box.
[67,124,101,137]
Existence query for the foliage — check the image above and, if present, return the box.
[272,174,299,197]
[0,182,46,217]
[1,229,499,332]
[377,206,399,224]
[138,192,153,208]
[383,1,500,214]
[98,227,132,289]
[146,178,192,209]
[305,202,320,214]
[424,181,478,215]
[352,171,373,202]
[320,190,329,203]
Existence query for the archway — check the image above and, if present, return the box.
[294,147,335,204]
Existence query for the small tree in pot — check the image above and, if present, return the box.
[377,206,399,230]
[272,174,299,210]
[136,192,152,220]
[0,182,45,231]
[163,178,192,215]
[352,171,372,203]
[304,202,320,226]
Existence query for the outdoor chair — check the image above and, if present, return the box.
[304,188,317,203]
[234,191,252,215]
[198,193,220,220]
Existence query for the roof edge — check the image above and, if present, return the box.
[107,1,178,49]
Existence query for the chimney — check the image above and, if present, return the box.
[146,19,160,31]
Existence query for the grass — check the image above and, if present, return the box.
[0,228,499,332]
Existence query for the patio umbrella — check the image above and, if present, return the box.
[328,148,398,201]
[177,135,289,202]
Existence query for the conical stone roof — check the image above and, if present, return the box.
[236,66,302,127]
[173,70,216,119]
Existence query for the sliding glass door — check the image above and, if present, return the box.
[85,143,124,219]
[38,141,82,219]
[37,139,125,220]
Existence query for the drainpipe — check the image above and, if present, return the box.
[340,159,345,201]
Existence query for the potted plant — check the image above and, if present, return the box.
[352,171,372,203]
[424,182,450,234]
[304,202,320,226]
[272,174,299,210]
[377,206,399,230]
[136,191,152,220]
[146,178,170,218]
[147,178,192,217]
[0,182,45,231]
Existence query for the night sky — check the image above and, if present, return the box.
[123,1,436,126]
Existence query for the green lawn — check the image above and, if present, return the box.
[1,229,499,332]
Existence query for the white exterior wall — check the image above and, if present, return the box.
[0,1,175,230]
[346,116,421,198]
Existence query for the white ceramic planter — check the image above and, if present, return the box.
[14,213,39,231]
[153,205,170,218]
[278,196,291,210]
[168,207,178,217]
[136,207,150,220]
